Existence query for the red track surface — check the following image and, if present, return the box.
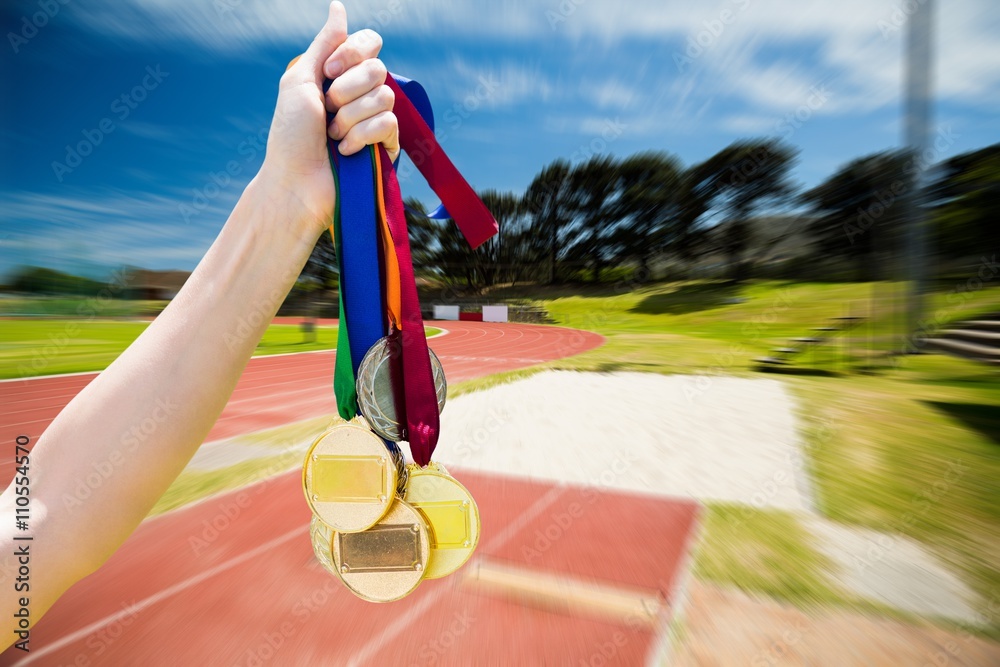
[0,321,703,665]
[8,471,699,666]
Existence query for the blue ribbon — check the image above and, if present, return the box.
[334,143,386,375]
[391,74,452,221]
[331,140,404,460]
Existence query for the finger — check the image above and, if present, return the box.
[328,84,394,140]
[324,29,383,80]
[337,111,399,161]
[325,58,388,112]
[296,1,348,85]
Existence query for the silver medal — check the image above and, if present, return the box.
[356,336,447,442]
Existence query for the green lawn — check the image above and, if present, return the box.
[459,280,1000,633]
[0,318,441,379]
[534,280,999,375]
[0,320,337,379]
[0,296,168,317]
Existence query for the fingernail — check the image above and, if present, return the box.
[326,59,344,78]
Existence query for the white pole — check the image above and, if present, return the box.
[904,0,934,351]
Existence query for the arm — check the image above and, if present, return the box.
[0,1,396,642]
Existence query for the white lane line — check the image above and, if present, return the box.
[14,526,307,666]
[427,326,450,340]
[0,349,338,385]
[345,586,450,667]
[481,484,564,553]
[441,355,550,364]
[346,485,565,667]
[0,369,99,384]
[249,348,335,360]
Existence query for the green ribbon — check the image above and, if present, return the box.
[331,152,358,420]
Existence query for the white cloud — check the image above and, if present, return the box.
[0,187,230,271]
[445,58,553,108]
[62,0,1000,125]
[665,0,999,111]
[579,78,643,110]
[64,0,537,54]
[68,0,1000,111]
[719,114,778,134]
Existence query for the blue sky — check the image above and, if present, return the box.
[1,0,998,279]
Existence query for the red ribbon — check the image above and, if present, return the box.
[378,146,440,466]
[385,74,499,250]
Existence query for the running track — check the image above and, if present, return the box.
[0,321,603,484]
[1,321,703,665]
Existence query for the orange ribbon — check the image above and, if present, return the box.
[373,149,403,330]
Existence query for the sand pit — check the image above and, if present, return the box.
[434,371,812,511]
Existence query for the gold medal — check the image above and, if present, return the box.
[302,416,405,533]
[403,462,480,579]
[309,514,337,575]
[356,336,448,442]
[328,498,430,602]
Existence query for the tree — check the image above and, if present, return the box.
[562,155,619,282]
[8,266,106,296]
[524,159,574,284]
[928,143,1000,261]
[710,140,798,281]
[801,150,910,281]
[298,228,338,291]
[607,152,683,276]
[404,198,441,272]
[426,215,475,288]
[672,152,735,270]
[478,190,527,287]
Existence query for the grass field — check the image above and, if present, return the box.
[454,279,1000,633]
[0,320,337,379]
[0,318,441,379]
[0,296,168,318]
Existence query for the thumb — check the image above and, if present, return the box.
[297,1,348,84]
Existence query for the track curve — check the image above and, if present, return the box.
[0,321,604,484]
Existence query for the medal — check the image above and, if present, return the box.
[297,58,497,602]
[403,462,480,579]
[312,502,431,602]
[302,416,406,533]
[356,335,447,442]
[331,499,431,602]
[309,514,336,574]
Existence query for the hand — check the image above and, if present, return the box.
[260,1,400,240]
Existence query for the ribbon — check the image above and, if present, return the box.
[374,147,402,331]
[385,74,498,249]
[322,66,498,463]
[388,75,452,221]
[329,145,357,421]
[337,144,386,378]
[377,145,440,465]
[373,147,407,438]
